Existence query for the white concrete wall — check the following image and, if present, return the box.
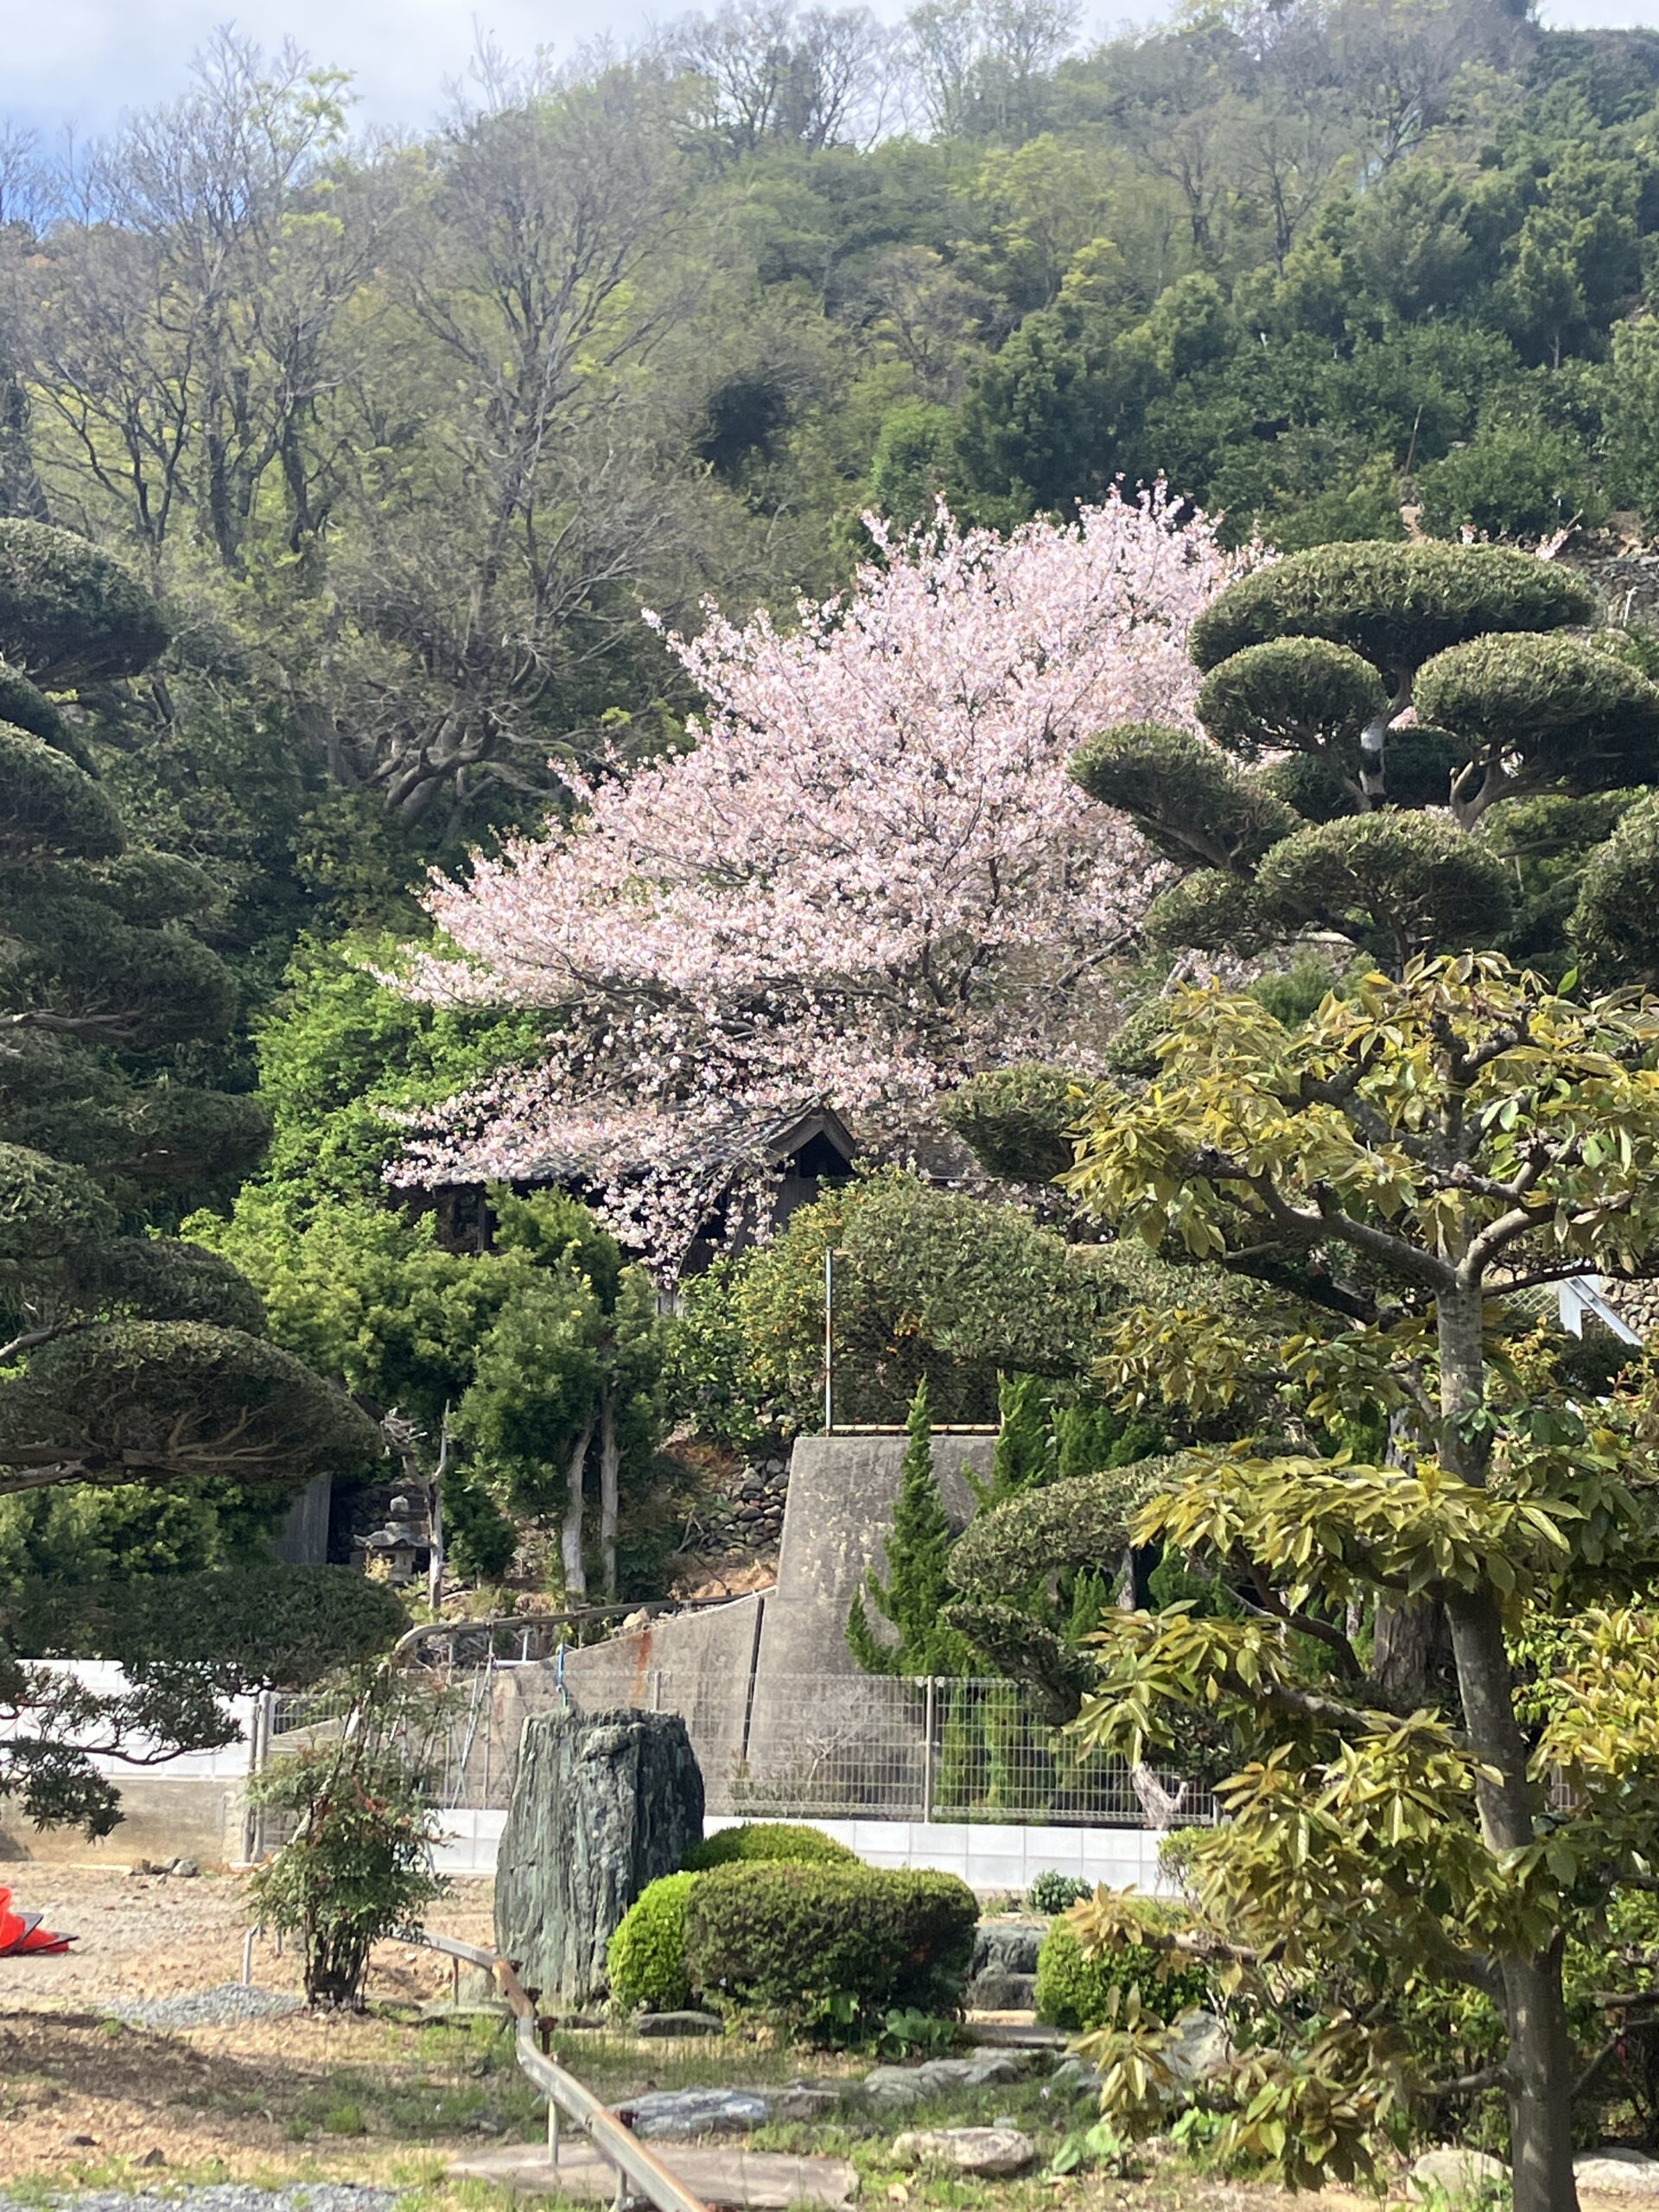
[0,1660,257,1776]
[430,1808,1171,1891]
[431,1808,509,1876]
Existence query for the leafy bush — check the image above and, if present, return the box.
[607,1871,699,2013]
[249,1736,446,2007]
[1026,1870,1091,1916]
[1418,420,1605,542]
[683,1860,978,2037]
[663,1260,771,1452]
[683,1821,856,1872]
[1034,1904,1210,2031]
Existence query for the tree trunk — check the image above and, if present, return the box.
[1503,1945,1580,2212]
[560,1409,595,1600]
[598,1383,620,1600]
[1371,1595,1450,1707]
[1438,1281,1579,2211]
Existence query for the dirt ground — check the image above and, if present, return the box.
[0,1868,1632,2211]
[0,1866,499,2185]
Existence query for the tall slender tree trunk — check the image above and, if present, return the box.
[560,1409,595,1601]
[1504,1945,1579,2212]
[598,1383,620,1600]
[1439,1281,1579,2212]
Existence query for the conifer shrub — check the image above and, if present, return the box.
[1034,1903,1210,2031]
[607,1872,699,2014]
[683,1821,856,1872]
[683,1860,978,2035]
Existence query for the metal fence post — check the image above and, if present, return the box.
[823,1247,835,1434]
[922,1676,937,1823]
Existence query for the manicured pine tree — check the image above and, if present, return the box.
[1072,540,1659,974]
[0,519,385,1834]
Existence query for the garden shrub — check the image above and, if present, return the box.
[683,1860,978,2036]
[249,1738,446,2008]
[607,1871,699,2013]
[1034,1900,1210,2031]
[683,1821,856,1872]
[1026,1869,1091,1916]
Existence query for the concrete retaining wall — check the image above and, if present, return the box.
[554,1593,766,1802]
[0,1663,257,1866]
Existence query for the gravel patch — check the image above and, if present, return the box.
[101,1983,304,2030]
[0,2194,394,2212]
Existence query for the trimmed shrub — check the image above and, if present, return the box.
[1189,541,1593,677]
[1026,1870,1090,1916]
[683,1860,978,2035]
[607,1872,699,2014]
[1070,721,1299,869]
[1034,1904,1210,2031]
[683,1821,857,1872]
[0,518,170,683]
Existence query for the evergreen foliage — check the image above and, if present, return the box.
[847,1381,972,1677]
[0,518,387,1835]
[607,1872,699,2013]
[683,1822,856,1872]
[681,1859,979,2035]
[1085,538,1659,976]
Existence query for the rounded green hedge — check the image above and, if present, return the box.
[683,1860,978,2033]
[607,1871,699,2014]
[0,519,168,683]
[1033,1905,1210,2031]
[683,1821,857,1872]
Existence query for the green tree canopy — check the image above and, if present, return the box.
[0,519,386,1835]
[1082,539,1659,976]
[1051,956,1659,2206]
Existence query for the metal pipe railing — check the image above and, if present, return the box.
[411,1927,709,2212]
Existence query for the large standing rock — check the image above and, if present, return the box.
[495,1707,703,2005]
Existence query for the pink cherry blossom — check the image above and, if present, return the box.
[394,490,1247,1271]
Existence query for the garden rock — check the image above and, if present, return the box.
[892,2126,1038,2177]
[768,2087,844,2124]
[615,2090,770,2139]
[862,2053,1026,2108]
[494,1707,703,2006]
[1044,2056,1103,2101]
[1575,2152,1659,2195]
[1408,2149,1510,2202]
[965,1968,1037,2010]
[863,2067,927,2110]
[635,2011,725,2037]
[1162,2009,1231,2087]
[970,1921,1045,1979]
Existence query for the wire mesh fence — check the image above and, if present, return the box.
[261,1667,1215,1832]
[724,1675,1214,1827]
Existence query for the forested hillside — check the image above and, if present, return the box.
[3,0,1659,982]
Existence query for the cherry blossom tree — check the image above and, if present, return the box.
[395,491,1245,1270]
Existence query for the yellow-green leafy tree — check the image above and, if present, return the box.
[1057,954,1659,2212]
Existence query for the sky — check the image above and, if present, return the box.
[2,0,1659,144]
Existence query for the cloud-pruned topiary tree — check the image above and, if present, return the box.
[0,519,385,1835]
[1072,540,1659,974]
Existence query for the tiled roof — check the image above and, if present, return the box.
[448,1101,857,1190]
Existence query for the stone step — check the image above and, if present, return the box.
[450,2141,858,2209]
[961,2012,1063,2049]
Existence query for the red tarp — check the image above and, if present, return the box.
[0,1885,73,1955]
